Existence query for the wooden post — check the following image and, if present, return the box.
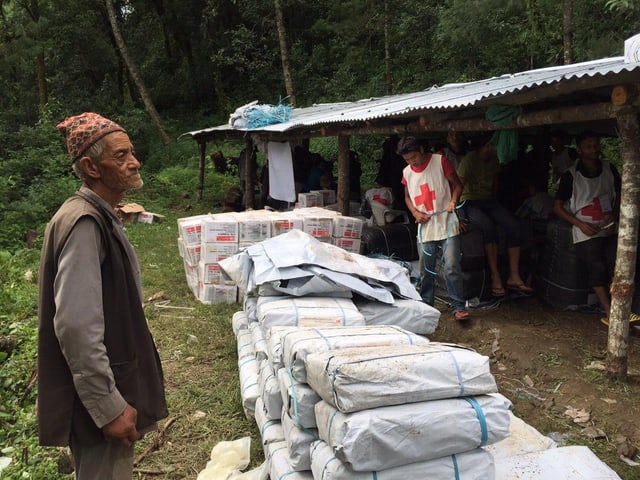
[197,140,206,201]
[337,135,351,216]
[607,100,640,379]
[244,138,254,210]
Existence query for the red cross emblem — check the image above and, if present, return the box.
[414,183,436,212]
[580,197,605,221]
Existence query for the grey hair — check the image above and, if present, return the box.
[72,138,106,182]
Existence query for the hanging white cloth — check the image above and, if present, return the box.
[267,141,296,202]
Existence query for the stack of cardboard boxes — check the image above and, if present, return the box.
[177,203,365,305]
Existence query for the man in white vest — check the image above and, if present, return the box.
[553,131,622,323]
[398,137,469,320]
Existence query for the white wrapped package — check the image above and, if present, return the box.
[494,445,622,479]
[306,343,498,412]
[232,310,249,336]
[281,407,319,471]
[258,360,282,420]
[354,297,440,335]
[267,441,313,480]
[315,394,511,471]
[250,322,268,362]
[255,397,285,447]
[281,325,430,383]
[266,326,299,373]
[310,440,495,480]
[236,329,254,360]
[238,356,259,418]
[258,276,353,298]
[257,296,365,328]
[277,368,321,429]
[484,412,556,458]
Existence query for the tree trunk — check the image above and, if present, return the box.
[337,135,351,216]
[36,47,47,108]
[274,0,296,107]
[607,104,640,379]
[383,0,392,95]
[562,0,573,65]
[104,0,172,145]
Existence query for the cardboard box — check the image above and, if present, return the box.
[178,215,208,246]
[198,261,233,284]
[198,283,238,305]
[201,242,239,263]
[332,216,364,239]
[298,192,323,207]
[302,216,333,241]
[310,189,336,205]
[183,244,201,267]
[137,211,165,224]
[202,215,239,243]
[116,203,145,223]
[271,216,304,237]
[331,237,362,254]
[239,218,271,243]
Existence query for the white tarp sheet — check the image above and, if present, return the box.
[494,445,622,479]
[281,326,430,383]
[256,296,365,328]
[305,343,498,412]
[310,440,495,480]
[315,394,511,471]
[277,368,321,429]
[219,229,421,302]
[484,412,556,458]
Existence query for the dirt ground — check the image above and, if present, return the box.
[430,292,640,478]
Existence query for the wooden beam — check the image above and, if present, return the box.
[244,138,254,210]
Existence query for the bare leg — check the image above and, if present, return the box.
[485,243,503,292]
[593,285,611,315]
[506,246,526,286]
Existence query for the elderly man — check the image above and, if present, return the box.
[38,113,168,479]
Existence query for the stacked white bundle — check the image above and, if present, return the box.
[303,343,509,479]
[256,296,366,329]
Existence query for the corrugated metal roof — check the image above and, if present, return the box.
[183,56,640,138]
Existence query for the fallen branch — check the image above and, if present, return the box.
[18,371,37,406]
[134,416,177,466]
[132,468,170,475]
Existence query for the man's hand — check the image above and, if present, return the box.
[102,404,140,447]
[414,211,431,224]
[578,221,599,237]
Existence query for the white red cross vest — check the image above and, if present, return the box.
[567,160,616,244]
[403,153,459,242]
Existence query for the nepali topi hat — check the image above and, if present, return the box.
[57,112,126,162]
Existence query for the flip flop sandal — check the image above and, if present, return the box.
[506,282,534,294]
[454,310,470,320]
[491,287,506,297]
[601,314,640,327]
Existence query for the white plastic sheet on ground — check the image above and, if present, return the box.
[494,445,622,479]
[277,368,320,429]
[196,437,267,480]
[281,325,430,383]
[305,343,498,412]
[266,441,313,480]
[484,412,556,458]
[281,406,319,471]
[310,440,495,480]
[256,296,365,328]
[315,393,511,471]
[354,297,440,335]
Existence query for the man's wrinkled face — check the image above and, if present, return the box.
[96,131,143,192]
